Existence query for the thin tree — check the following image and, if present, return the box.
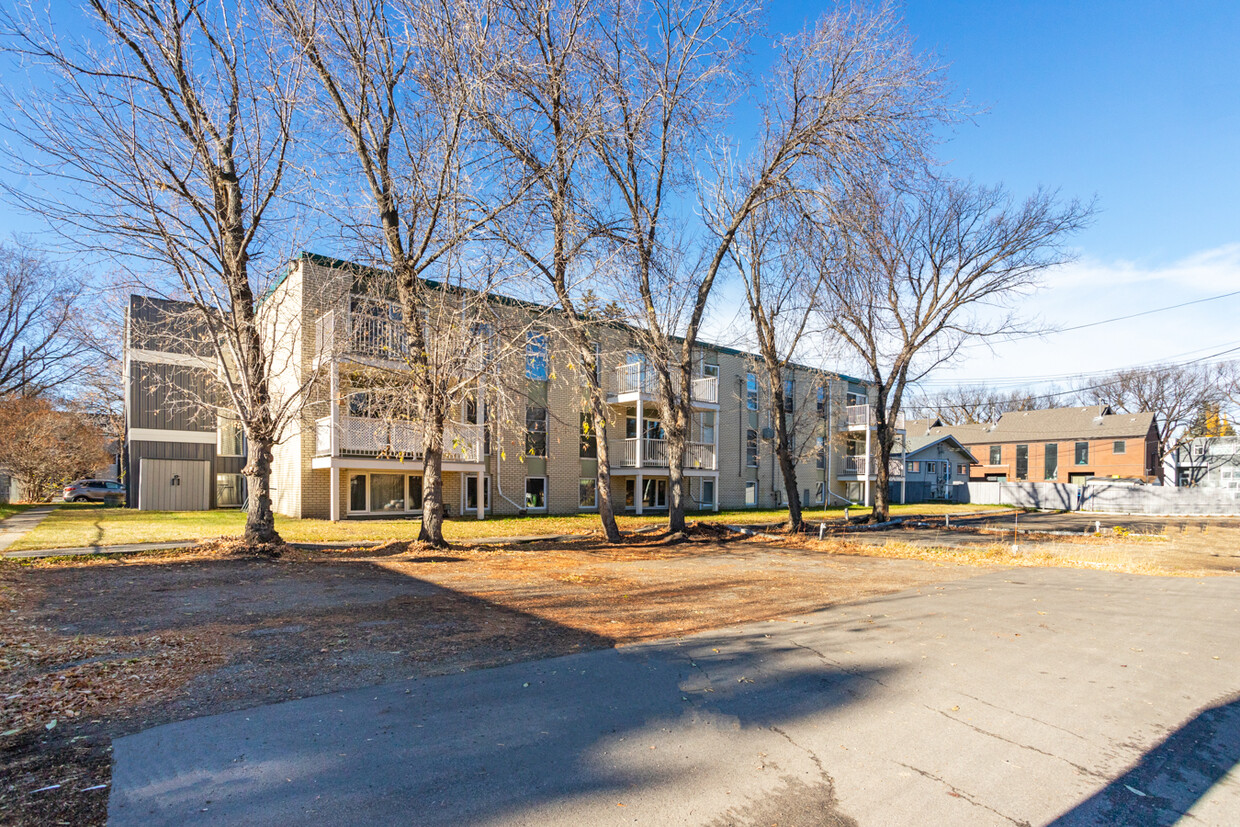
[2,0,317,546]
[600,0,949,533]
[270,0,529,545]
[0,239,88,397]
[728,204,829,530]
[456,0,626,542]
[815,176,1092,521]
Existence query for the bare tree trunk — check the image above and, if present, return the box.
[419,412,448,547]
[872,420,894,523]
[590,394,622,543]
[772,400,804,531]
[243,436,279,546]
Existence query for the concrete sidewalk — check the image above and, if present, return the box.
[0,505,58,553]
[108,567,1240,826]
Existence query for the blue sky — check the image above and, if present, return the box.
[5,1,1240,392]
[748,1,1240,390]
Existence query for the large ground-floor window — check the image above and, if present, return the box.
[463,474,491,514]
[348,472,424,515]
[625,477,667,510]
[216,473,243,508]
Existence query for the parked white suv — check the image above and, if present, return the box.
[63,479,126,504]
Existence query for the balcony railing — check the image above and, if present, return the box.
[611,437,716,470]
[315,297,408,363]
[841,404,905,431]
[315,415,482,462]
[613,365,718,404]
[838,455,906,477]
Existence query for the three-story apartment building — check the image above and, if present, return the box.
[125,253,903,517]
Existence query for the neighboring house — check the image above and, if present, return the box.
[123,296,247,511]
[126,253,904,517]
[1170,436,1240,491]
[889,433,977,503]
[907,405,1160,485]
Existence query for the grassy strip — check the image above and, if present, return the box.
[0,503,35,522]
[8,502,1013,552]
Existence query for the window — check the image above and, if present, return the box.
[816,436,826,470]
[408,475,423,510]
[464,474,490,513]
[908,461,920,474]
[525,406,548,457]
[702,363,720,379]
[746,428,758,467]
[1015,445,1029,480]
[579,412,597,458]
[816,385,826,416]
[814,481,825,503]
[1075,441,1089,465]
[744,480,758,506]
[579,477,597,509]
[625,407,638,439]
[625,478,667,509]
[216,473,242,507]
[347,391,373,418]
[783,379,795,413]
[1044,443,1058,480]
[700,478,715,507]
[699,411,715,446]
[989,445,1001,465]
[746,373,758,411]
[371,473,405,511]
[349,474,367,512]
[525,331,548,380]
[218,415,243,457]
[957,463,967,476]
[1113,440,1127,455]
[525,477,547,510]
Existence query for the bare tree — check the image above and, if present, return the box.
[2,0,316,546]
[728,205,829,530]
[815,177,1092,521]
[908,383,1066,425]
[600,0,949,533]
[269,0,530,545]
[454,0,627,541]
[0,239,88,397]
[1082,362,1227,465]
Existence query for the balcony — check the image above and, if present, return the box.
[838,455,906,478]
[610,437,716,470]
[314,415,483,463]
[841,404,906,432]
[314,297,408,365]
[612,364,718,405]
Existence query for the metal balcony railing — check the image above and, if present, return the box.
[841,404,905,431]
[315,297,409,363]
[610,437,716,470]
[613,365,718,404]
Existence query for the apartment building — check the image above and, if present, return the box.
[907,405,1160,485]
[126,253,902,517]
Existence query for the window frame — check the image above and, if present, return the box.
[1113,439,1127,455]
[463,473,491,514]
[578,477,598,510]
[745,372,758,411]
[700,478,716,508]
[525,405,548,457]
[989,445,1001,466]
[745,428,758,467]
[525,476,548,511]
[579,411,598,458]
[347,472,426,515]
[1015,444,1029,481]
[525,330,549,381]
[215,473,243,508]
[1044,442,1058,480]
[744,480,758,507]
[1075,441,1089,465]
[783,378,795,413]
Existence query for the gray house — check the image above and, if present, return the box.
[123,296,246,511]
[1170,436,1240,491]
[890,433,977,503]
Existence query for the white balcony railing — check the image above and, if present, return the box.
[613,365,718,404]
[842,404,906,431]
[315,297,408,363]
[838,455,905,477]
[315,415,482,462]
[610,437,716,470]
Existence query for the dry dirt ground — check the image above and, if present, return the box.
[1,522,1235,825]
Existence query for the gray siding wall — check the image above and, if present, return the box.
[129,362,217,431]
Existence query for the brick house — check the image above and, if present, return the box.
[906,406,1161,485]
[125,253,904,517]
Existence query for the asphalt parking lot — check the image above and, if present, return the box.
[109,566,1240,826]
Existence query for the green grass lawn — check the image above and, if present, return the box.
[7,501,1012,551]
[0,504,35,522]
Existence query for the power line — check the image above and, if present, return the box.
[1014,288,1240,339]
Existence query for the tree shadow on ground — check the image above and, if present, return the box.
[1047,693,1240,826]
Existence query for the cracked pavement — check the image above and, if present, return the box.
[108,567,1240,826]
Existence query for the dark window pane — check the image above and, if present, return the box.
[1015,445,1028,480]
[1044,443,1058,480]
[349,475,367,512]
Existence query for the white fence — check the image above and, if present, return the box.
[964,480,1240,516]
